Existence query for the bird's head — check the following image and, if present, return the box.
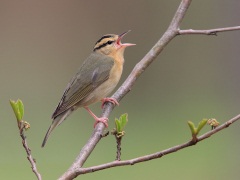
[93,30,135,56]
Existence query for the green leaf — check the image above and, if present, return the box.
[18,100,24,119]
[10,99,24,121]
[187,121,197,135]
[115,113,128,133]
[119,113,128,130]
[10,100,18,119]
[196,118,207,133]
[115,118,121,133]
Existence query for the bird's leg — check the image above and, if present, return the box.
[84,107,108,128]
[101,97,119,109]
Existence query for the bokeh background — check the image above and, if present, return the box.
[1,0,240,179]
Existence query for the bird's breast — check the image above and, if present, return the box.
[82,56,124,106]
[95,56,123,98]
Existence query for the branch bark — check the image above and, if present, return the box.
[59,0,240,179]
[72,114,240,174]
[179,26,240,35]
[19,122,42,180]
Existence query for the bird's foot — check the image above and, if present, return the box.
[101,97,119,109]
[84,107,109,128]
[93,117,109,128]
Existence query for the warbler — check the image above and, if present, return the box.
[42,31,135,147]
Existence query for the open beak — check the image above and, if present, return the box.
[117,30,136,47]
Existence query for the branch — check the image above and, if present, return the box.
[19,123,42,180]
[60,0,192,179]
[72,114,240,174]
[10,99,42,180]
[178,26,240,35]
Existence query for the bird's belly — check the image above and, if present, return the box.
[94,80,117,99]
[80,56,123,107]
[82,69,122,106]
[81,80,117,106]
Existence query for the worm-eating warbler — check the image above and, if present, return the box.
[42,31,135,147]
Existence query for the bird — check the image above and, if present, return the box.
[42,30,135,147]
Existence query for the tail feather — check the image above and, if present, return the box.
[42,109,72,147]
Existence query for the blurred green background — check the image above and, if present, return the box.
[1,0,240,179]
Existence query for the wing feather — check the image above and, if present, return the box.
[52,52,114,118]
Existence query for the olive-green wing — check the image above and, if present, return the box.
[52,52,114,118]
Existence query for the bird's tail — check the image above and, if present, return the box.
[41,109,72,147]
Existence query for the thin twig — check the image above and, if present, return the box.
[74,114,240,174]
[111,129,123,161]
[178,26,240,35]
[115,137,122,161]
[19,122,42,180]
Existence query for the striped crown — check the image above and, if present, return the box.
[93,34,118,51]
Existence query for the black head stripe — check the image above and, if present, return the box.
[93,40,114,51]
[95,35,113,45]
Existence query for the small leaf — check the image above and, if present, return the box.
[10,100,18,118]
[114,113,128,134]
[196,119,208,133]
[115,118,121,133]
[18,100,24,120]
[187,121,197,135]
[119,113,128,131]
[10,99,24,121]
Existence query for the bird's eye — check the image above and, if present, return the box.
[107,41,113,45]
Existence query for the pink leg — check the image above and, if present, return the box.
[101,97,119,109]
[84,107,108,128]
